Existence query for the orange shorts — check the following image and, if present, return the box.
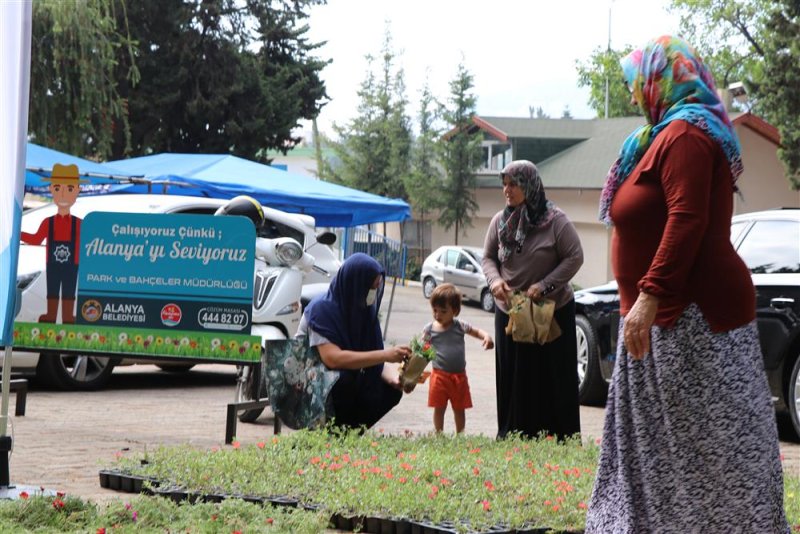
[428,369,472,410]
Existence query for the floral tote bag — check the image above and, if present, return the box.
[265,336,340,429]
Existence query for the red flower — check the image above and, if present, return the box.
[265,518,274,524]
[472,467,480,476]
[578,502,588,509]
[19,491,28,499]
[96,529,106,534]
[484,480,495,491]
[482,500,491,512]
[433,469,441,477]
[232,441,241,449]
[257,441,266,449]
[52,498,65,510]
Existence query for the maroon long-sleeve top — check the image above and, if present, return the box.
[609,120,755,332]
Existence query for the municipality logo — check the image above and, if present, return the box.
[53,244,71,263]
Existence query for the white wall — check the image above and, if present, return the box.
[735,127,800,213]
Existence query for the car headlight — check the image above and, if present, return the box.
[16,271,41,291]
[275,241,303,266]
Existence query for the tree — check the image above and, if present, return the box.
[575,46,638,118]
[404,80,442,256]
[669,0,771,90]
[324,27,412,200]
[438,62,482,244]
[759,0,800,186]
[107,0,328,161]
[29,0,139,160]
[528,105,550,119]
[669,0,800,188]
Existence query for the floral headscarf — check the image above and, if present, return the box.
[497,160,558,262]
[598,35,743,225]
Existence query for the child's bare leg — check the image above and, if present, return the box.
[453,409,466,433]
[433,407,446,433]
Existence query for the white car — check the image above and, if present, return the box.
[13,194,341,390]
[420,245,494,312]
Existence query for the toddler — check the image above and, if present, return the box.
[424,283,493,433]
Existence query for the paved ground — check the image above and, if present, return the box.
[4,282,800,505]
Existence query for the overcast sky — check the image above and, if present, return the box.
[298,0,680,138]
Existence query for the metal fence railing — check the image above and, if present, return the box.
[342,226,407,281]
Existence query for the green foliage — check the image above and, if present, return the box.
[0,493,326,533]
[29,0,328,162]
[437,62,482,244]
[669,0,770,90]
[759,0,800,187]
[29,0,139,160]
[404,79,443,252]
[324,27,412,200]
[108,0,328,162]
[112,429,600,532]
[575,46,639,118]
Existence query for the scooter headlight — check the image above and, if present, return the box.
[275,240,303,266]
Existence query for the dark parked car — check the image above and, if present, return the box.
[575,208,800,437]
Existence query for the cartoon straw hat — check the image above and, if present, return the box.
[43,163,89,184]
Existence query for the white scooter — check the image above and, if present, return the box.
[233,235,316,422]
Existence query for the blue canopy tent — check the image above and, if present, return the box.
[25,143,144,195]
[104,153,411,227]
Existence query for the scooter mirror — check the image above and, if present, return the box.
[316,231,337,246]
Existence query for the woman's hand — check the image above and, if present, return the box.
[381,363,403,390]
[490,279,511,306]
[623,292,659,360]
[525,283,543,300]
[384,344,411,363]
[482,335,494,350]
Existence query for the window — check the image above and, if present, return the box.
[445,249,460,268]
[456,254,473,271]
[736,220,800,274]
[730,221,748,245]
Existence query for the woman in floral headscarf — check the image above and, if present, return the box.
[481,160,584,440]
[586,36,789,533]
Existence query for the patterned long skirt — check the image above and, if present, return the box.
[585,304,789,534]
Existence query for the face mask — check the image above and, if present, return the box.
[365,288,377,306]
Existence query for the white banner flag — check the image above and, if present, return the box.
[0,0,33,346]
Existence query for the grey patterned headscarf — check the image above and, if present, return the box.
[497,160,557,262]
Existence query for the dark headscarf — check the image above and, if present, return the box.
[305,253,385,352]
[497,160,558,262]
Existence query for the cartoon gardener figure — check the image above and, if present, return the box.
[21,163,87,324]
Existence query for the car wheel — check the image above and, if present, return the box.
[422,277,436,299]
[156,363,196,373]
[575,315,608,406]
[234,350,269,422]
[787,355,800,439]
[35,352,117,391]
[480,289,495,313]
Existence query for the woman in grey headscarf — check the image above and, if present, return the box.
[481,160,584,440]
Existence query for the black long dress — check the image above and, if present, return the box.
[494,299,580,440]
